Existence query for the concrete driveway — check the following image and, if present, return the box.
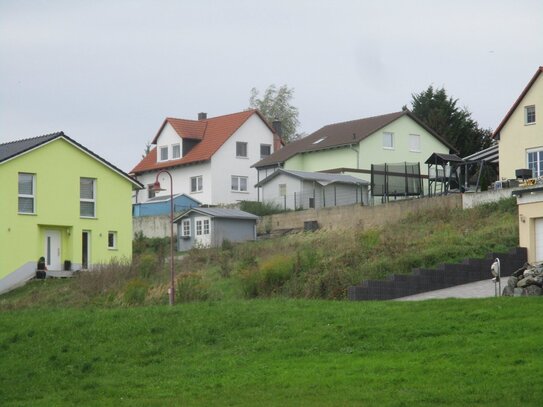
[395,277,508,301]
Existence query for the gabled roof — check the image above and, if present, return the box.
[493,66,543,139]
[173,207,259,223]
[0,132,143,189]
[132,109,280,174]
[253,110,456,168]
[255,168,369,187]
[425,153,464,165]
[144,193,201,205]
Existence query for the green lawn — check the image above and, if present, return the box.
[1,299,542,406]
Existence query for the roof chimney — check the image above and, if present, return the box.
[198,112,207,120]
[272,119,283,136]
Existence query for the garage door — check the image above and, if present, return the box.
[536,218,543,262]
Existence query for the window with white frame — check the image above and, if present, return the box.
[191,176,203,193]
[18,173,35,214]
[172,144,181,159]
[525,105,536,125]
[80,178,96,217]
[260,144,271,158]
[160,146,168,161]
[108,231,117,249]
[527,149,543,178]
[182,219,191,236]
[409,134,421,152]
[236,141,248,158]
[383,132,394,149]
[231,175,248,192]
[147,184,156,199]
[196,219,203,235]
[203,219,210,235]
[279,184,287,196]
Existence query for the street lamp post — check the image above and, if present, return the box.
[152,170,175,305]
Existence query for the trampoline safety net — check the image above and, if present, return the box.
[371,162,422,197]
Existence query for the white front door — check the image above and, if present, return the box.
[535,218,543,262]
[45,230,61,270]
[194,216,211,247]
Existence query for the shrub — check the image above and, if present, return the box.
[176,272,211,302]
[239,254,294,298]
[123,279,148,305]
[137,253,159,279]
[239,200,284,216]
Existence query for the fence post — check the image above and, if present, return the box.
[294,192,297,209]
[284,194,287,210]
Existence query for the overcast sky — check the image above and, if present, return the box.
[1,0,542,171]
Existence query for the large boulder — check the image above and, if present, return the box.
[524,285,542,296]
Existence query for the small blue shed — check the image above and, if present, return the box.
[133,194,201,217]
[173,207,259,250]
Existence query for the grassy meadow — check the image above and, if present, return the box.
[1,299,543,406]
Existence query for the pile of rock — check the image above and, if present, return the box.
[502,263,543,296]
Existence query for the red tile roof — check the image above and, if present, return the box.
[493,66,543,139]
[131,109,280,174]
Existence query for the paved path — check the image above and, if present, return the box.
[395,277,508,301]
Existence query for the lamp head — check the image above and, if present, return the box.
[151,180,165,192]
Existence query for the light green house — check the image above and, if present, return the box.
[254,110,456,201]
[0,132,142,293]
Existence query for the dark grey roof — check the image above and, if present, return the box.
[174,207,259,222]
[255,168,369,187]
[463,144,499,164]
[253,110,457,168]
[0,132,61,163]
[0,132,143,189]
[425,152,464,165]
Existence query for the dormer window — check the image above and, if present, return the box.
[172,144,181,159]
[160,146,168,161]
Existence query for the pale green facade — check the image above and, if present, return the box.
[284,115,450,184]
[0,138,138,280]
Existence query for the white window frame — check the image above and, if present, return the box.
[203,219,210,235]
[231,175,248,192]
[236,141,248,158]
[260,144,271,158]
[527,148,543,178]
[172,143,181,159]
[18,173,36,214]
[196,219,203,236]
[182,219,191,237]
[279,184,287,197]
[107,231,117,250]
[409,134,421,152]
[159,146,168,161]
[80,178,96,218]
[525,105,536,125]
[191,176,203,193]
[383,132,394,150]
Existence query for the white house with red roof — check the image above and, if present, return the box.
[131,110,282,205]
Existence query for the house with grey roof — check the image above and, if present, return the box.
[253,110,456,201]
[173,207,258,250]
[255,168,369,210]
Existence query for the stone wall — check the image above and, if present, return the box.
[461,188,513,209]
[258,194,462,234]
[133,215,177,238]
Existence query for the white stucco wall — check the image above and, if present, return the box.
[156,123,183,162]
[211,114,276,204]
[135,162,212,204]
[261,173,304,209]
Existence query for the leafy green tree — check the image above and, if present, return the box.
[249,84,301,143]
[407,86,493,157]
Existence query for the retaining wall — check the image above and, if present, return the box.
[347,247,527,301]
[258,194,462,233]
[133,215,177,238]
[461,188,513,209]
